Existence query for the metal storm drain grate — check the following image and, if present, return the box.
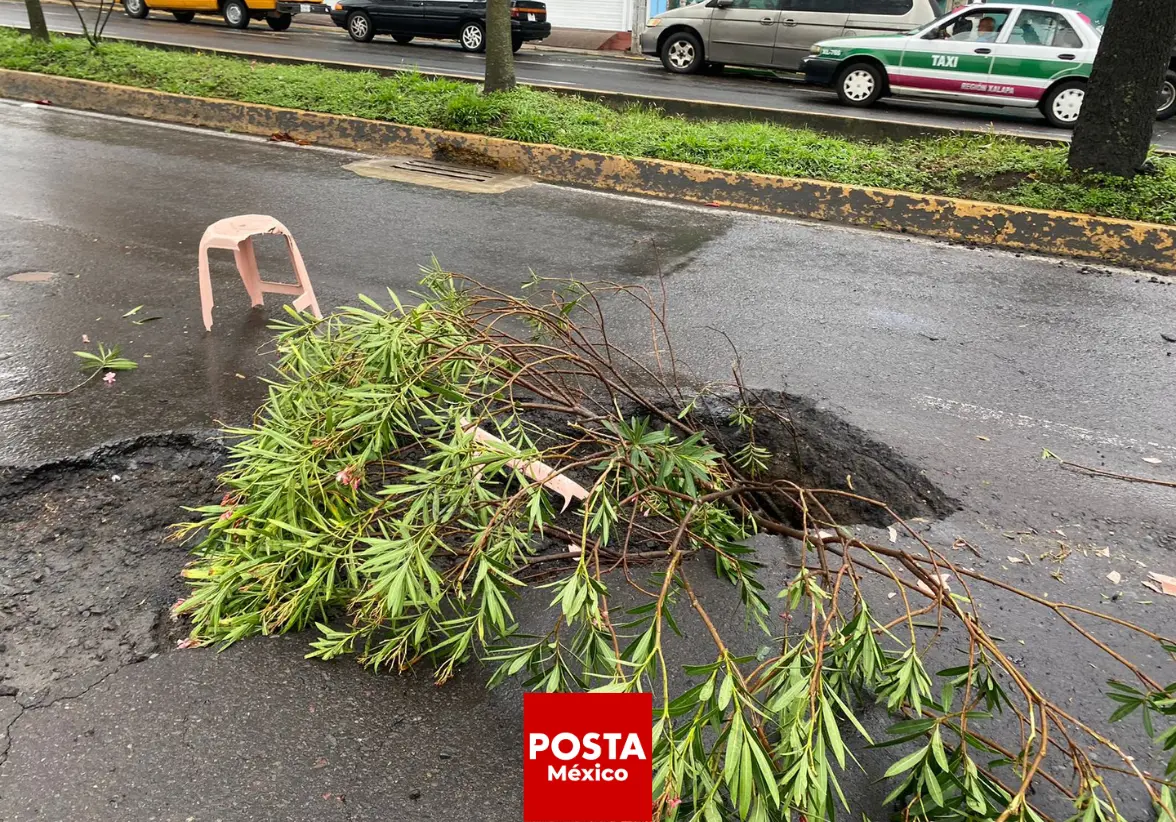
[344,157,533,194]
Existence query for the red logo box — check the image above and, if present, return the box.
[523,692,653,822]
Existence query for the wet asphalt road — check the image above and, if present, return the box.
[6,0,1176,151]
[1,102,1175,821]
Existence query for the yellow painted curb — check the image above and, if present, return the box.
[4,69,1174,273]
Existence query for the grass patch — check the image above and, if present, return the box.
[4,28,1176,224]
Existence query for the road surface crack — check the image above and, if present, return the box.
[0,663,128,769]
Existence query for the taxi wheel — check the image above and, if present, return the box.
[267,13,292,30]
[123,0,149,18]
[1158,70,1176,121]
[347,10,375,41]
[222,0,250,28]
[836,62,884,107]
[660,31,704,75]
[1041,80,1085,129]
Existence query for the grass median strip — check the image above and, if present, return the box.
[4,27,1176,225]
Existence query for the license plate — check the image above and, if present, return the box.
[300,4,310,11]
[527,12,535,20]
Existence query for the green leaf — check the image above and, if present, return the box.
[930,729,950,772]
[883,746,928,780]
[922,761,945,807]
[717,673,735,711]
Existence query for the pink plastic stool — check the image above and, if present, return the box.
[197,215,322,331]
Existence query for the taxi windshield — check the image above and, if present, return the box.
[915,6,1013,41]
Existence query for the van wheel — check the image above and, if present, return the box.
[393,34,414,43]
[459,21,486,52]
[347,10,374,41]
[222,0,249,28]
[267,13,291,29]
[1158,70,1176,121]
[660,31,703,74]
[172,10,194,21]
[836,62,884,107]
[123,0,149,18]
[1041,79,1085,128]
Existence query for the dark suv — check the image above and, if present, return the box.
[330,0,550,51]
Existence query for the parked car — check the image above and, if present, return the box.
[639,0,948,75]
[329,0,551,52]
[801,3,1162,127]
[122,0,300,30]
[976,0,1176,119]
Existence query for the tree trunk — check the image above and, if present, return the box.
[1067,0,1176,176]
[483,0,516,94]
[25,0,50,41]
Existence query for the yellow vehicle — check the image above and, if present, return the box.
[122,0,295,30]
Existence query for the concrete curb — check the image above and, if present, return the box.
[4,69,1174,273]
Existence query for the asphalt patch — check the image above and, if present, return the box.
[0,433,224,700]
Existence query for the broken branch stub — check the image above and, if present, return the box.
[462,418,589,511]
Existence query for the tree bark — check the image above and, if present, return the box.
[1067,0,1176,176]
[483,0,516,94]
[25,0,50,41]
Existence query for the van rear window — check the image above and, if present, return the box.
[853,0,914,13]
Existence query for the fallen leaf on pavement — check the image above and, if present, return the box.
[1106,571,1122,585]
[1142,572,1176,597]
[122,305,144,317]
[976,435,989,441]
[34,99,52,106]
[132,316,161,325]
[915,573,952,597]
[1093,546,1111,558]
[269,131,311,146]
[1007,556,1025,564]
[1143,457,1163,465]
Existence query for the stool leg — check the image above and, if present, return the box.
[198,241,215,332]
[285,235,322,319]
[234,238,265,308]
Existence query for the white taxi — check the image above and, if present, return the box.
[802,3,1102,127]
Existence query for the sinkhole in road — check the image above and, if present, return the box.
[0,391,952,697]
